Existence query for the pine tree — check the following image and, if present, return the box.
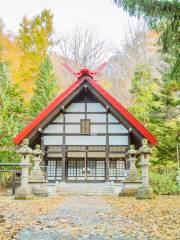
[129,64,179,164]
[0,63,11,103]
[112,0,180,82]
[113,0,180,164]
[30,56,58,117]
[0,62,27,147]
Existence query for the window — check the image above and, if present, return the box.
[80,119,90,134]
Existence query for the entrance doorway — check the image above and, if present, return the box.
[67,158,105,181]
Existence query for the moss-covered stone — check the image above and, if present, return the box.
[136,186,155,199]
[119,188,138,197]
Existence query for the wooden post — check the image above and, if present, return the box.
[105,107,109,181]
[12,170,16,195]
[62,112,66,182]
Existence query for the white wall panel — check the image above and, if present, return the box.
[108,114,119,123]
[65,114,85,122]
[66,136,106,145]
[65,124,80,133]
[87,114,106,122]
[109,136,128,145]
[108,124,128,133]
[87,103,105,112]
[91,124,106,133]
[66,103,85,112]
[44,136,63,145]
[43,124,63,133]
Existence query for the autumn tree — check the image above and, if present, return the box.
[17,9,55,94]
[30,56,58,117]
[105,22,165,107]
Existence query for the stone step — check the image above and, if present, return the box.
[48,182,114,195]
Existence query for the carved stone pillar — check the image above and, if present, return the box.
[15,139,32,199]
[136,139,154,199]
[29,145,48,196]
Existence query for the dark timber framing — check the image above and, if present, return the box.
[32,80,144,183]
[105,107,109,181]
[41,86,131,182]
[62,112,66,181]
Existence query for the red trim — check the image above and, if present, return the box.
[13,79,81,144]
[88,79,157,145]
[13,77,157,145]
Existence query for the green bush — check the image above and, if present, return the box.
[0,150,20,163]
[150,165,179,195]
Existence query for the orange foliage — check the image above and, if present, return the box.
[145,30,160,54]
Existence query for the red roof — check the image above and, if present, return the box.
[13,77,157,145]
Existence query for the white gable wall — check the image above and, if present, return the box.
[43,101,129,146]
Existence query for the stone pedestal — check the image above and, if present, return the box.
[120,145,141,197]
[119,180,142,197]
[28,182,48,197]
[29,145,48,197]
[136,139,154,199]
[15,139,32,199]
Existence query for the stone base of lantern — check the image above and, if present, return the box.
[125,170,139,182]
[14,185,32,200]
[119,180,141,197]
[136,186,154,199]
[29,180,48,197]
[29,170,45,183]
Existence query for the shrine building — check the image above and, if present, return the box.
[13,68,157,184]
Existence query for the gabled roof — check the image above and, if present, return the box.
[13,75,157,145]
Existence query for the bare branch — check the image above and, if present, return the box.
[58,25,110,69]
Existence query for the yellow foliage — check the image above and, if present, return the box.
[0,35,23,84]
[0,34,37,96]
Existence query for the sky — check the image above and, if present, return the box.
[0,0,138,49]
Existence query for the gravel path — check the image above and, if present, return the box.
[16,196,142,240]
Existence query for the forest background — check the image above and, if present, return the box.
[0,1,179,194]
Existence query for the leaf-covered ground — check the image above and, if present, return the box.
[103,195,180,240]
[0,195,179,240]
[0,196,64,240]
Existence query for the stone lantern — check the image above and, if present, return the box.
[29,144,48,196]
[126,145,139,182]
[15,138,32,199]
[29,145,45,181]
[136,138,154,199]
[120,145,141,197]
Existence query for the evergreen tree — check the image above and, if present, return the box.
[0,62,27,163]
[30,56,58,117]
[129,65,179,164]
[113,0,180,164]
[112,0,180,83]
[129,65,159,126]
[0,63,11,103]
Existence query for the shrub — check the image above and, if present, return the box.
[150,164,179,195]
